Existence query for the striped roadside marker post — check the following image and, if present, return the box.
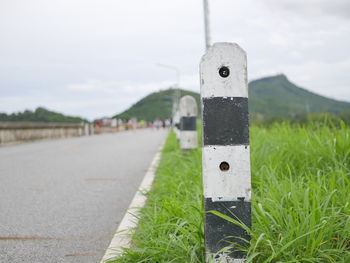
[179,95,198,150]
[173,110,181,140]
[200,42,251,262]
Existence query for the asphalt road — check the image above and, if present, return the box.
[0,129,168,263]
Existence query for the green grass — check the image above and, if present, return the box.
[247,123,350,262]
[108,131,204,263]
[109,123,350,263]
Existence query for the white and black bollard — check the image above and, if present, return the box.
[200,42,251,262]
[173,110,181,140]
[84,123,89,136]
[179,95,198,149]
[89,123,94,135]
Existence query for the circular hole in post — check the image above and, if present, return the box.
[219,161,230,171]
[219,66,230,78]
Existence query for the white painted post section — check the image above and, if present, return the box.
[173,110,181,140]
[200,42,251,262]
[179,95,198,149]
[84,123,89,136]
[89,123,95,135]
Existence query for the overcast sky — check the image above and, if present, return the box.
[1,0,349,120]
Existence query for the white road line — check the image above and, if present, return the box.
[100,139,166,263]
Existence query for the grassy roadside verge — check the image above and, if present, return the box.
[248,123,350,262]
[109,123,350,263]
[108,130,204,262]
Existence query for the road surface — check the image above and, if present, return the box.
[0,129,168,263]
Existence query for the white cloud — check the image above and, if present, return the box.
[262,0,350,19]
[285,58,350,100]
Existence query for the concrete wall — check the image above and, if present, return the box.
[93,126,118,134]
[0,122,86,145]
[93,126,127,134]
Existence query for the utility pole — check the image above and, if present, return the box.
[156,63,180,87]
[203,0,211,50]
[156,63,181,126]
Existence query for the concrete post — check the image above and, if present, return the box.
[89,123,94,135]
[84,123,89,136]
[200,42,251,262]
[173,110,181,140]
[179,95,198,149]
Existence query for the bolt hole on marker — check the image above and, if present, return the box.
[200,42,251,262]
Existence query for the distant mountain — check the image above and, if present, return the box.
[114,89,200,121]
[249,74,350,118]
[0,107,86,123]
[114,74,350,121]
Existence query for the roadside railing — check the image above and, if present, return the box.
[0,122,88,145]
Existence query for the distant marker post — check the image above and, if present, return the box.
[179,95,198,149]
[200,42,251,262]
[173,110,180,140]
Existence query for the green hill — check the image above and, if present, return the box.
[114,74,350,121]
[0,107,86,123]
[114,89,200,121]
[249,74,350,119]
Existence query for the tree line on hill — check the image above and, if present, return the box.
[1,74,349,126]
[0,107,85,123]
[114,74,350,125]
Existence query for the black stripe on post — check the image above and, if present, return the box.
[204,198,251,258]
[180,116,196,131]
[203,97,249,146]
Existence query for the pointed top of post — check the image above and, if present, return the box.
[179,95,198,117]
[200,42,248,98]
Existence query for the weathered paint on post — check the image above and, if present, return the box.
[179,95,198,149]
[173,110,181,140]
[89,123,95,135]
[84,123,89,136]
[200,42,251,262]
